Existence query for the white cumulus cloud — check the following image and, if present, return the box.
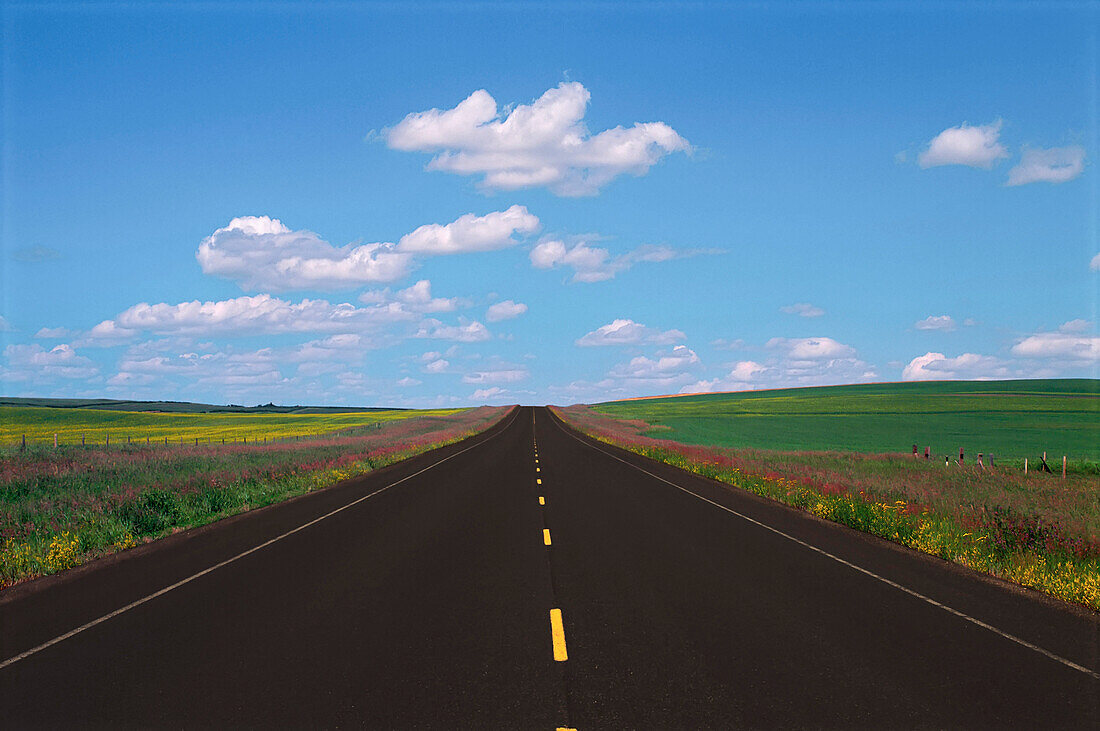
[358,279,464,314]
[681,360,769,394]
[90,294,419,339]
[1059,319,1092,333]
[424,358,450,373]
[2,343,99,382]
[384,82,690,196]
[1091,252,1100,271]
[766,336,856,360]
[470,386,507,402]
[1011,332,1100,362]
[576,319,685,347]
[764,337,875,385]
[485,300,528,322]
[1006,145,1086,186]
[915,315,957,331]
[919,120,1008,169]
[34,327,73,339]
[902,352,1010,380]
[780,303,825,318]
[530,238,702,283]
[414,318,492,343]
[197,209,539,292]
[197,216,414,291]
[462,368,529,384]
[395,205,539,254]
[608,345,700,383]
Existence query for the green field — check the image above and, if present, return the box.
[0,405,463,447]
[591,379,1100,462]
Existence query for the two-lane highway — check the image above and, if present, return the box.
[1,406,1097,727]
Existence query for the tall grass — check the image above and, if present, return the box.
[554,405,1100,611]
[0,406,511,588]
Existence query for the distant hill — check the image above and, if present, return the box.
[591,379,1100,460]
[0,397,406,414]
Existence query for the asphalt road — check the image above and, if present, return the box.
[1,406,1097,728]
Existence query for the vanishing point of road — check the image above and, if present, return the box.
[1,406,1097,728]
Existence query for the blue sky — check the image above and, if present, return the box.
[1,1,1098,407]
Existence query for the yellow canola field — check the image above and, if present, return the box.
[0,406,464,447]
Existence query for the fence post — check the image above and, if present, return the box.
[106,434,109,447]
[958,447,964,465]
[82,433,85,446]
[54,433,58,448]
[1063,455,1066,479]
[1024,457,1028,474]
[21,434,25,450]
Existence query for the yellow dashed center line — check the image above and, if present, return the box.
[537,478,542,485]
[539,496,545,505]
[543,528,552,545]
[550,608,568,661]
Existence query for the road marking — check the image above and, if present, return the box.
[550,608,568,661]
[539,496,545,505]
[543,528,552,545]
[536,466,540,472]
[537,478,542,485]
[0,408,523,673]
[549,412,1100,681]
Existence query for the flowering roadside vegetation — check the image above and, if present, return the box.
[553,405,1100,612]
[0,406,511,588]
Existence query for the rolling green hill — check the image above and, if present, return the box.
[590,379,1100,461]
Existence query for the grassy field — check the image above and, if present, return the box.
[0,406,463,448]
[592,379,1100,463]
[0,406,510,588]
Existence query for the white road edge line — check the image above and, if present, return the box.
[0,408,522,672]
[549,411,1100,681]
